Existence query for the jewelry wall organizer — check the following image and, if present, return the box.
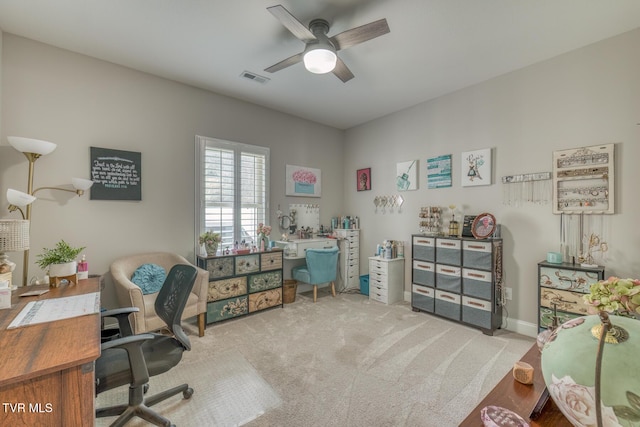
[501,172,552,206]
[553,144,614,214]
[418,206,442,235]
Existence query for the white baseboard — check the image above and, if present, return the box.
[403,291,538,338]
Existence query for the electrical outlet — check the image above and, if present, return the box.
[505,287,513,301]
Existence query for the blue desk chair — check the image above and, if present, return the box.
[292,247,339,302]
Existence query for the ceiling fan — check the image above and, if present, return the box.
[264,4,390,82]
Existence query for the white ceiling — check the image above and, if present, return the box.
[1,0,640,130]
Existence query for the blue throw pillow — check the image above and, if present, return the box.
[131,263,166,295]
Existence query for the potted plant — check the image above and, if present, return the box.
[199,231,221,256]
[36,240,86,278]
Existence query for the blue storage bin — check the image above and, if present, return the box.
[360,274,370,296]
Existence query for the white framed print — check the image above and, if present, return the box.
[286,164,321,197]
[461,148,491,187]
[396,160,418,191]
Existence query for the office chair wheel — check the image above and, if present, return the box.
[183,387,194,399]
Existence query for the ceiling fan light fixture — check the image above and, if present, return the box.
[303,45,337,74]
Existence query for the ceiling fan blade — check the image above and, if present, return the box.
[267,5,316,43]
[332,57,355,83]
[264,52,304,73]
[330,18,390,51]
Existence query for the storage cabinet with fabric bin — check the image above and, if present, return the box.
[411,234,503,335]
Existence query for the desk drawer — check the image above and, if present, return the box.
[538,266,597,292]
[248,270,282,293]
[370,279,388,293]
[202,257,234,279]
[236,254,260,274]
[208,277,247,302]
[207,296,248,323]
[369,258,388,274]
[260,252,282,271]
[539,288,590,316]
[539,307,583,330]
[369,270,388,285]
[370,288,389,304]
[248,288,282,312]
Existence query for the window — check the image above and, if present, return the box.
[195,136,269,252]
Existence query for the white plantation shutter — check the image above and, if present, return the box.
[196,136,269,252]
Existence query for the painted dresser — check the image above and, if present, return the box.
[197,250,283,324]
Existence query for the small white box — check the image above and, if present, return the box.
[0,281,11,309]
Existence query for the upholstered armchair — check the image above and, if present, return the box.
[110,252,208,337]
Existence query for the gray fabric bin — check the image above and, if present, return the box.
[412,260,435,287]
[412,285,434,313]
[435,265,461,293]
[462,296,493,329]
[463,249,492,270]
[435,238,461,265]
[435,291,460,320]
[412,236,435,261]
[462,268,492,300]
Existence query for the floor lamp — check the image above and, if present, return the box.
[5,136,93,286]
[0,219,30,289]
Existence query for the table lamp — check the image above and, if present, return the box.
[540,312,640,427]
[0,219,30,289]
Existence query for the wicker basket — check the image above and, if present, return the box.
[283,279,297,304]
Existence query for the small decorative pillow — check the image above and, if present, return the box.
[131,263,166,295]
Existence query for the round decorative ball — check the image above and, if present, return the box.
[540,314,640,427]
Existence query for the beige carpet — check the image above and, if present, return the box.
[96,291,534,426]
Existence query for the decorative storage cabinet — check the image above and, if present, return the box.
[537,261,604,331]
[368,256,404,305]
[335,228,360,291]
[411,234,503,335]
[197,250,283,324]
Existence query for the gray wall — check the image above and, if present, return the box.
[0,34,344,307]
[343,28,640,336]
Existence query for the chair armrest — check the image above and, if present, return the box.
[110,267,146,334]
[100,333,154,389]
[101,307,139,337]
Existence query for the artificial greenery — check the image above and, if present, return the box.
[36,240,86,269]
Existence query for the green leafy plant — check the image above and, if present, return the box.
[36,240,86,269]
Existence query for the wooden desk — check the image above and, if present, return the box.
[459,343,571,426]
[0,278,100,426]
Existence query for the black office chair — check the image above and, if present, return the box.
[95,264,198,427]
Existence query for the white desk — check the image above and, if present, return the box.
[277,238,339,293]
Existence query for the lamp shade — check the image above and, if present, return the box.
[8,136,57,155]
[303,45,337,74]
[0,220,30,252]
[541,315,640,427]
[72,177,94,191]
[6,189,36,207]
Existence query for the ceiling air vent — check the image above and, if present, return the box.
[240,71,270,84]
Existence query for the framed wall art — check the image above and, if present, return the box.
[427,154,452,189]
[461,148,491,187]
[90,146,142,200]
[396,160,418,191]
[357,168,371,191]
[286,164,321,197]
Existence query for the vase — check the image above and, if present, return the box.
[205,242,218,256]
[259,235,269,252]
